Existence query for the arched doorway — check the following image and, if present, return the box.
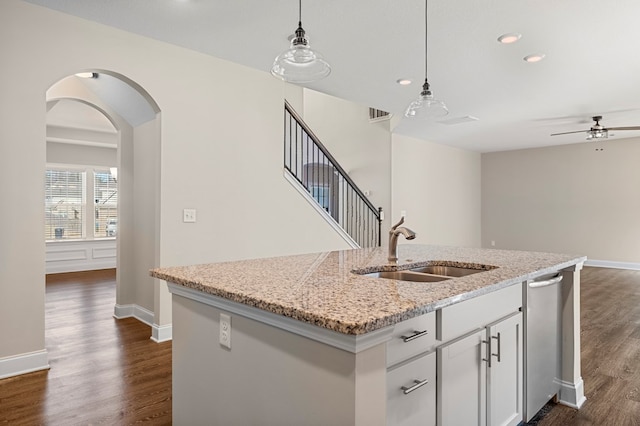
[46,71,167,341]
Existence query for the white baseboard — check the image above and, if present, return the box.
[113,303,154,326]
[151,323,173,343]
[0,349,50,380]
[114,304,172,342]
[585,259,640,271]
[558,378,586,409]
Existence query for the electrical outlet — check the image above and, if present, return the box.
[491,240,496,247]
[183,208,196,223]
[219,313,231,349]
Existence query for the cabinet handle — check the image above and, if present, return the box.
[401,379,429,395]
[482,339,492,368]
[528,275,562,288]
[402,329,428,343]
[491,332,501,363]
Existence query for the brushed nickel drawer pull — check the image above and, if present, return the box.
[402,329,428,342]
[482,339,492,367]
[401,379,429,395]
[492,332,502,363]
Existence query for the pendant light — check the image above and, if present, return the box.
[404,0,448,119]
[271,0,331,83]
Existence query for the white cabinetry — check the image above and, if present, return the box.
[438,328,487,426]
[386,312,437,426]
[437,285,523,426]
[387,352,436,426]
[487,313,522,426]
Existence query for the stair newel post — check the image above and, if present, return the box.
[378,207,383,247]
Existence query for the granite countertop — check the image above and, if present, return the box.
[150,245,586,335]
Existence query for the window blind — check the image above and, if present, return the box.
[45,169,85,240]
[94,170,118,237]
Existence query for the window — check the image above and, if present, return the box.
[45,167,117,240]
[94,170,118,237]
[310,185,330,211]
[45,169,85,240]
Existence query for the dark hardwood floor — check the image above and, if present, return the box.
[0,269,172,425]
[0,266,638,425]
[538,267,640,426]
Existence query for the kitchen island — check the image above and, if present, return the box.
[151,245,586,425]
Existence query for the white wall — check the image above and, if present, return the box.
[482,138,640,265]
[391,133,482,248]
[133,118,160,314]
[0,0,350,374]
[46,140,116,167]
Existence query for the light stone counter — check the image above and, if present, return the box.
[150,244,586,335]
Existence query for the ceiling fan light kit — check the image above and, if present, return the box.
[404,0,448,119]
[271,0,331,83]
[586,130,608,140]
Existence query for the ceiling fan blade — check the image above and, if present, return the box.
[606,126,640,131]
[550,130,587,136]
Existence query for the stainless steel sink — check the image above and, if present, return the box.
[409,265,487,277]
[362,270,450,282]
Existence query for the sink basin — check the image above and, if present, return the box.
[354,262,496,283]
[362,270,450,283]
[410,265,487,277]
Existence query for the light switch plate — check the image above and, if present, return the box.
[183,209,196,223]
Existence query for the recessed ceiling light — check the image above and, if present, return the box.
[75,72,98,78]
[497,33,521,44]
[396,78,412,86]
[524,54,546,63]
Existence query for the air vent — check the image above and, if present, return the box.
[369,108,392,122]
[437,115,479,125]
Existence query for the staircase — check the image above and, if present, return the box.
[283,101,382,248]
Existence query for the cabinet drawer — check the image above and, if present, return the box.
[387,312,436,367]
[387,351,436,426]
[437,284,522,343]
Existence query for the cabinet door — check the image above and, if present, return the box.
[487,313,523,426]
[437,329,487,426]
[387,352,436,426]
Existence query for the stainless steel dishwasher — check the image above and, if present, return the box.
[523,272,563,422]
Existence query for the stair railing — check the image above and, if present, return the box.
[284,101,382,248]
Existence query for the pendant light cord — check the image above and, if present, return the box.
[299,0,302,26]
[425,0,428,80]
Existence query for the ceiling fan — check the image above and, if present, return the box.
[551,115,640,140]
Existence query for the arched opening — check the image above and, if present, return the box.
[45,71,167,341]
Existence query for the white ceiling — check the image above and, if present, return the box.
[25,0,640,152]
[47,100,116,134]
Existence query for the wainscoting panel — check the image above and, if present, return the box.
[46,239,116,274]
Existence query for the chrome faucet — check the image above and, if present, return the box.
[388,216,416,263]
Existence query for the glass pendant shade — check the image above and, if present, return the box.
[271,24,331,83]
[404,80,449,119]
